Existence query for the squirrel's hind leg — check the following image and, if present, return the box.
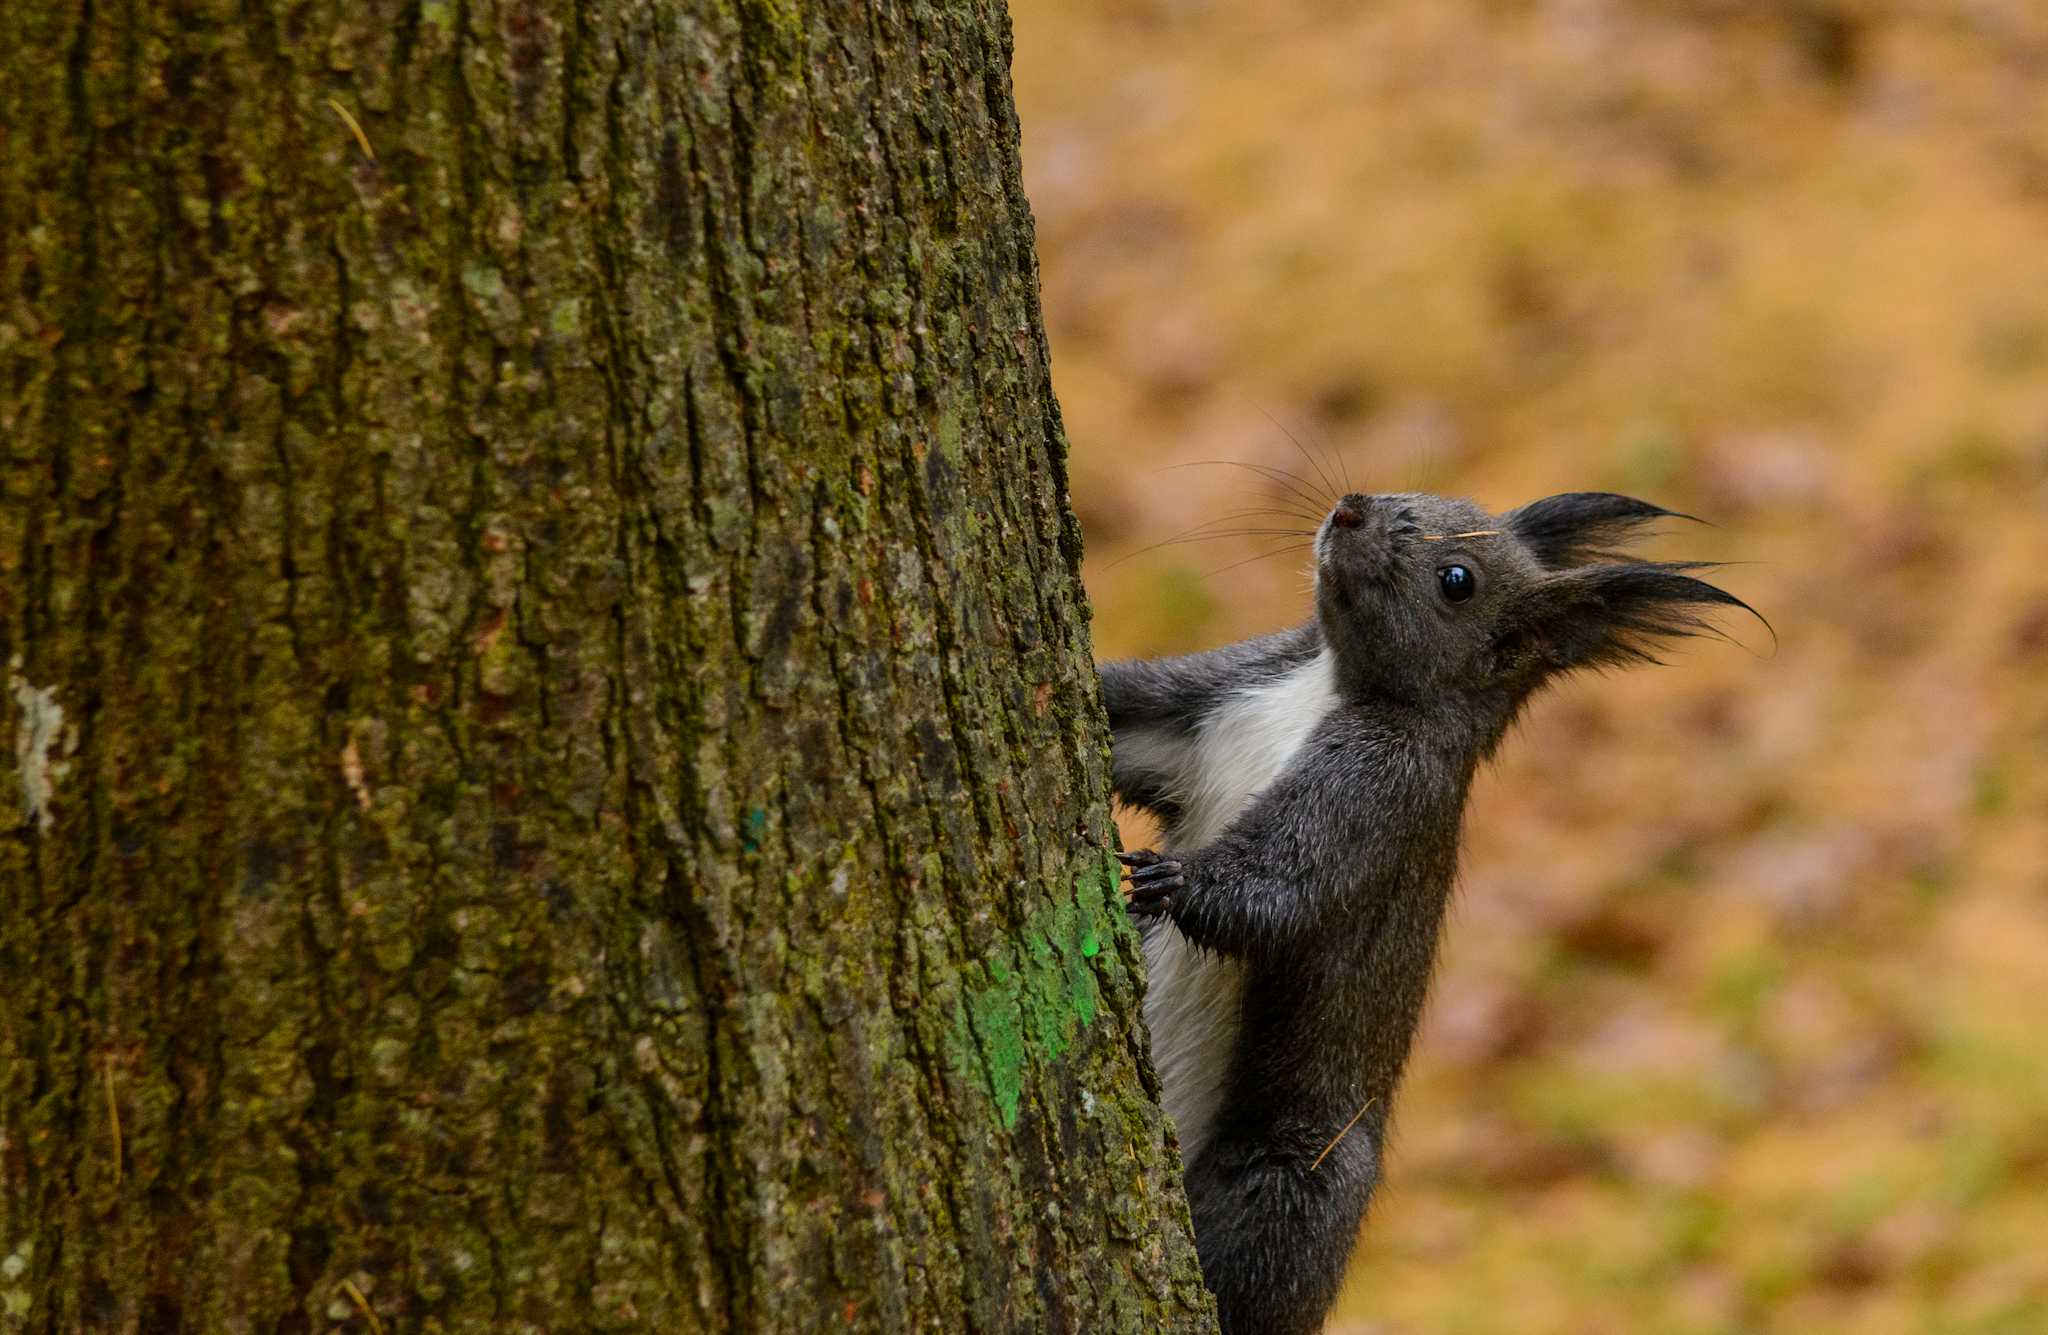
[1183,1128,1380,1335]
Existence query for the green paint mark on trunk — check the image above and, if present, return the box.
[951,870,1119,1128]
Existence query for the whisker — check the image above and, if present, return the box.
[1171,500,1328,524]
[1190,504,1328,527]
[1322,420,1355,494]
[1120,509,1322,545]
[1162,460,1334,515]
[1290,407,1353,497]
[1201,540,1313,578]
[1253,403,1345,506]
[1163,456,1335,507]
[1104,497,1325,569]
[1107,528,1318,568]
[1135,527,1318,550]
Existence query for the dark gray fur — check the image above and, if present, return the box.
[1103,491,1755,1335]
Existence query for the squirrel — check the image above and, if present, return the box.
[1102,489,1757,1335]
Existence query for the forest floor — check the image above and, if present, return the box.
[1012,2,2048,1330]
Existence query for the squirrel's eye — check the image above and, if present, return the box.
[1437,564,1475,603]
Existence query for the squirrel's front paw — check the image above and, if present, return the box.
[1117,849,1185,920]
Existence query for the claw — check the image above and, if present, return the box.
[1126,861,1183,896]
[1119,847,1184,923]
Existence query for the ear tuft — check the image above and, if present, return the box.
[1509,562,1768,680]
[1503,492,1698,568]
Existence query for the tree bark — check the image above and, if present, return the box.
[0,0,1213,1329]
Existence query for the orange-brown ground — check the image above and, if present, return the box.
[1012,2,2048,1329]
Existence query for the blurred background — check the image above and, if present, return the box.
[1009,1,2048,1330]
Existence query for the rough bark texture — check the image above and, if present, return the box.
[0,0,1214,1329]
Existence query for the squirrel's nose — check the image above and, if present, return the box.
[1330,501,1366,529]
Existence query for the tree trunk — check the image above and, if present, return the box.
[0,0,1213,1329]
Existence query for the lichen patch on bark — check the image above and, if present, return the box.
[8,661,67,833]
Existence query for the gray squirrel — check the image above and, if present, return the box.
[1102,490,1757,1335]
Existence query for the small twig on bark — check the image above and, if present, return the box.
[104,1058,122,1187]
[327,99,376,162]
[342,1280,387,1335]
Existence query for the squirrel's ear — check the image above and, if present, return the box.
[1498,562,1764,679]
[1501,492,1695,568]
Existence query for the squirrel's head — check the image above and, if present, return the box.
[1313,491,1759,741]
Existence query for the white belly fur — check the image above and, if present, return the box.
[1141,648,1338,1168]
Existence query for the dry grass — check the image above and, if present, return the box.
[1013,1,2048,1329]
